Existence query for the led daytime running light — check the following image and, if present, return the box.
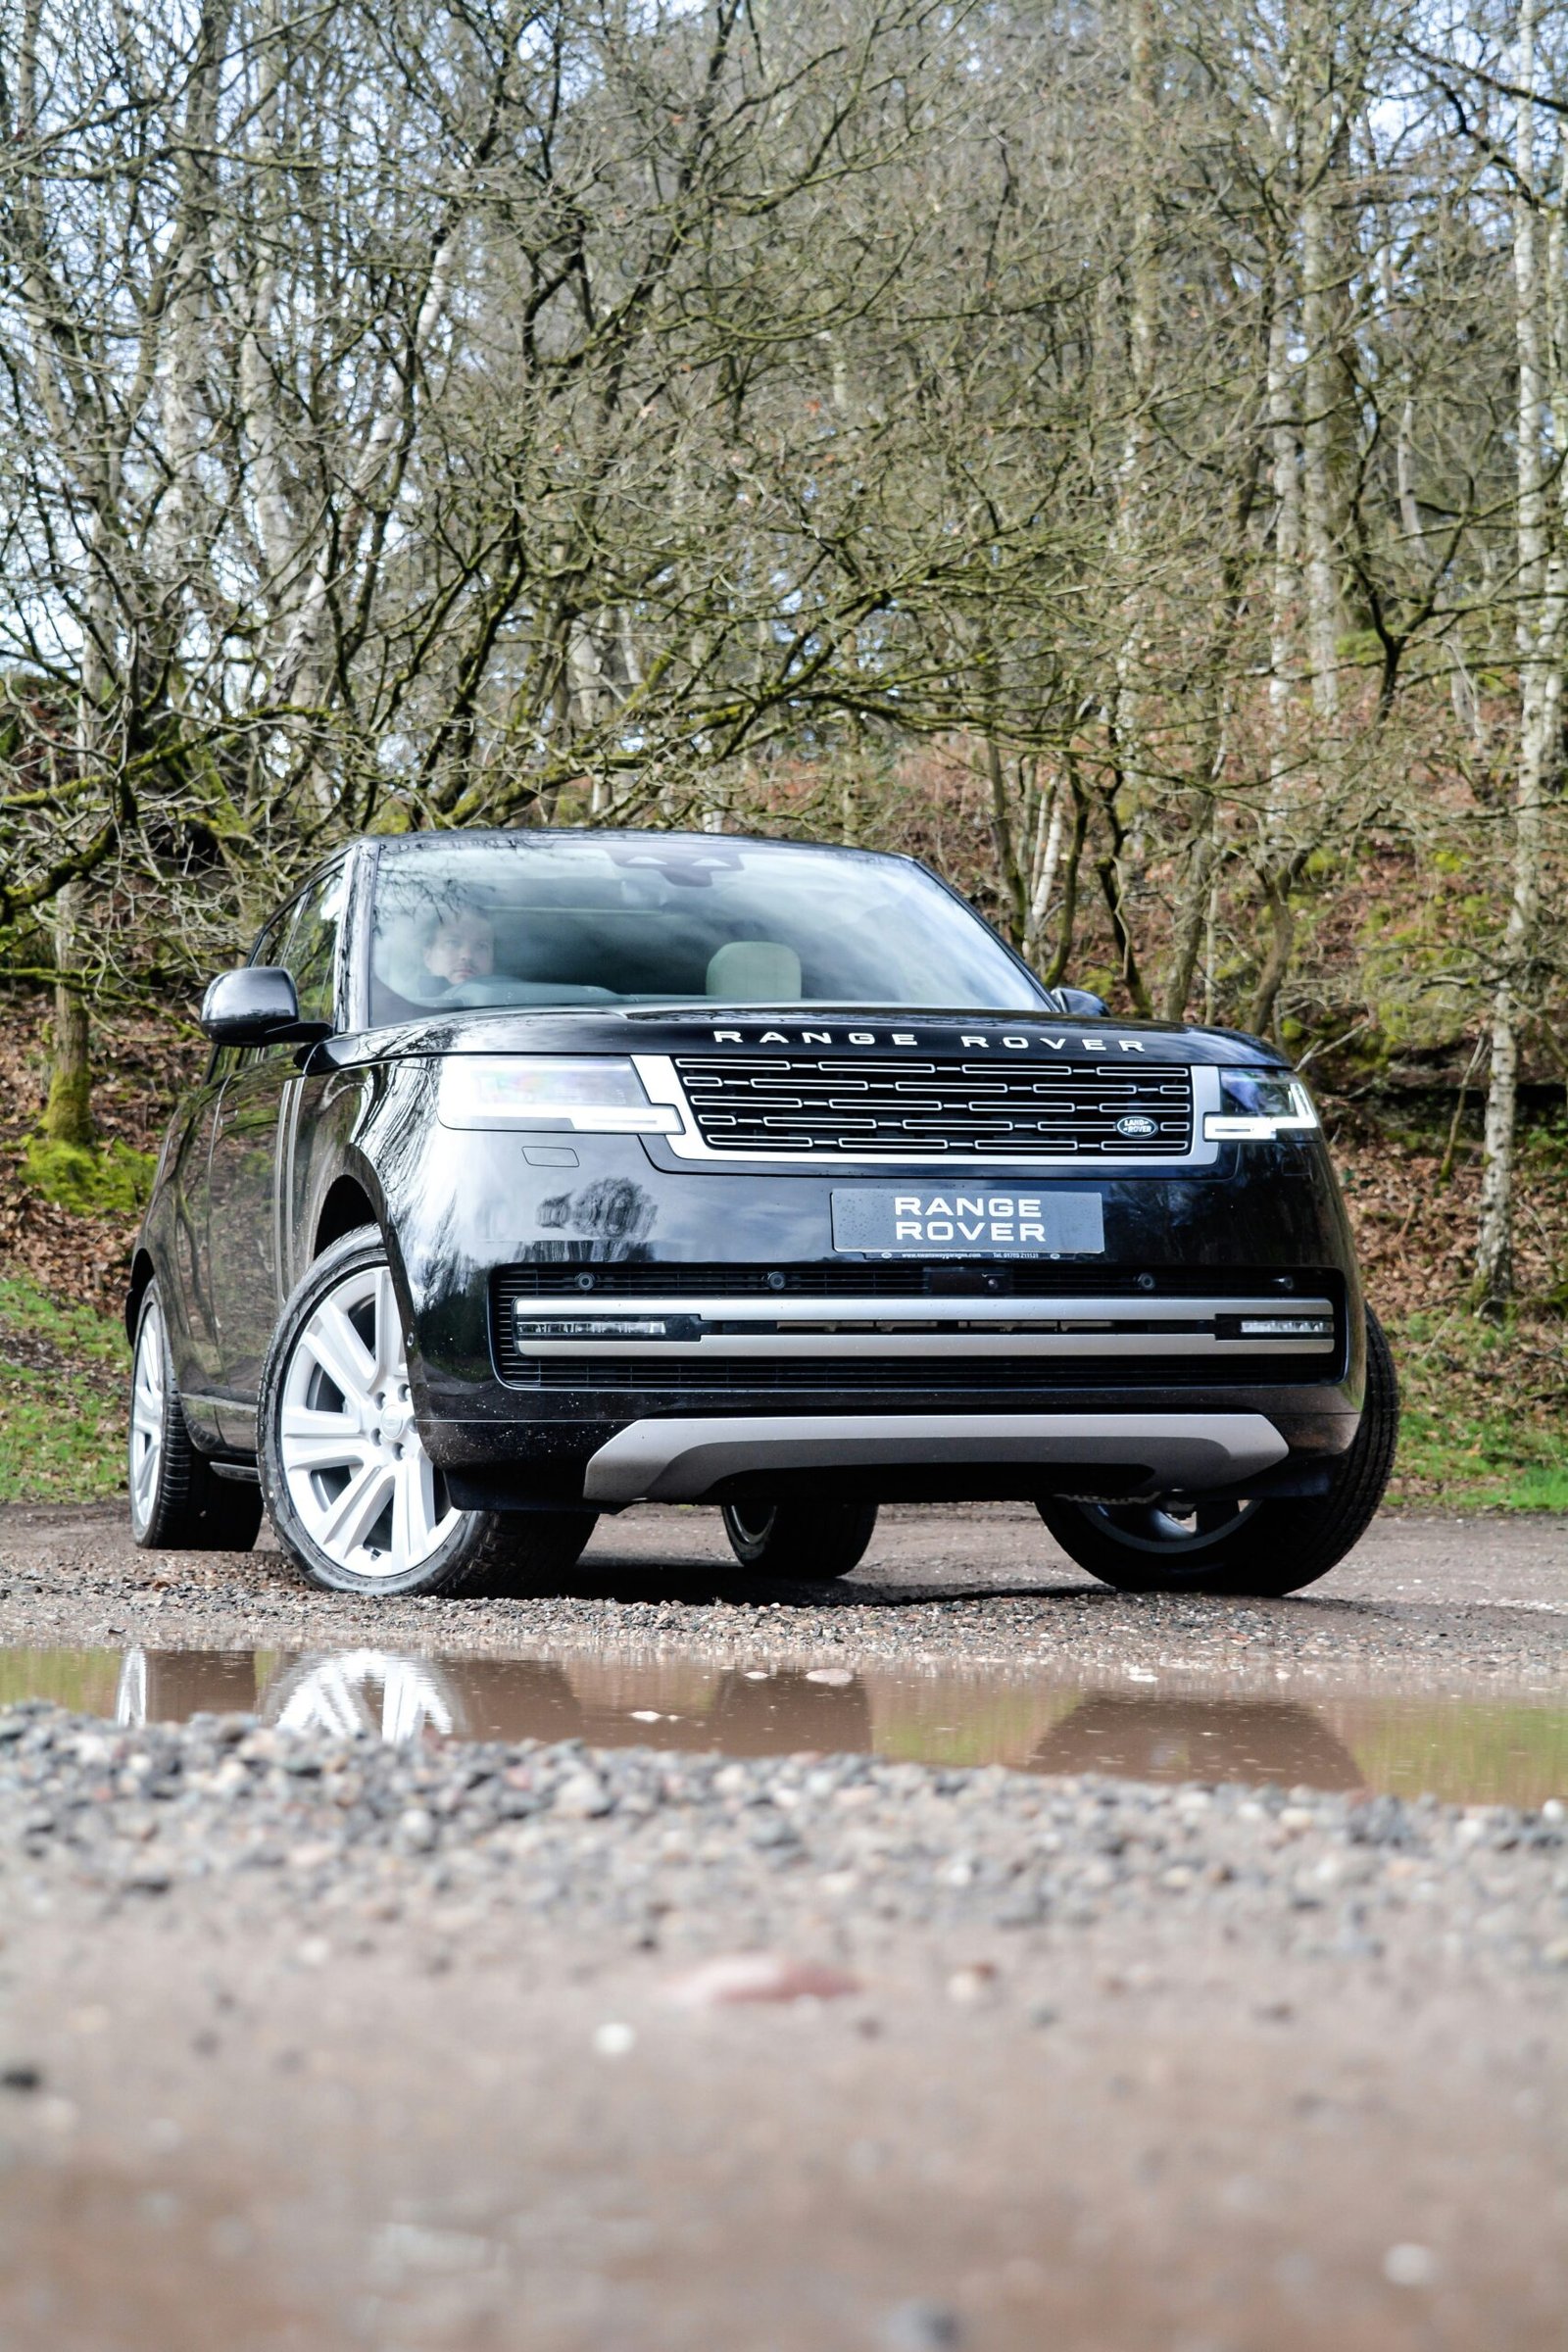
[438,1055,680,1133]
[1202,1072,1319,1144]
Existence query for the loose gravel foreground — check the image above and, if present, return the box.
[0,1503,1564,2350]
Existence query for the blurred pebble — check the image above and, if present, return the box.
[665,1953,860,2008]
[881,2299,962,2347]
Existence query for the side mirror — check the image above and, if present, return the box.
[200,966,331,1048]
[1051,986,1110,1020]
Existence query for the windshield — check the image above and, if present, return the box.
[368,834,1043,1022]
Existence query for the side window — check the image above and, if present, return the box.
[283,867,347,1028]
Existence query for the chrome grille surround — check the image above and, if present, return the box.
[491,1288,1340,1387]
[634,1055,1218,1167]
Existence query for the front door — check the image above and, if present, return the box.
[207,1053,293,1403]
[162,1070,230,1398]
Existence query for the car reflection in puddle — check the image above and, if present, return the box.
[1028,1693,1367,1792]
[85,1643,1568,1808]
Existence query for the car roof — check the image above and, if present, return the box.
[368,827,916,860]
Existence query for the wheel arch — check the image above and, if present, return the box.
[125,1247,158,1342]
[312,1173,380,1260]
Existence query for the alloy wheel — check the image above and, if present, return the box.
[1080,1497,1261,1559]
[276,1263,458,1581]
[723,1503,777,1549]
[270,1650,459,1741]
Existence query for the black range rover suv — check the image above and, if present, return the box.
[125,830,1396,1598]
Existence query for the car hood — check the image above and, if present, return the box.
[326,1006,1290,1070]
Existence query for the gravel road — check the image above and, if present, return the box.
[0,1502,1564,2351]
[2,1499,1565,1692]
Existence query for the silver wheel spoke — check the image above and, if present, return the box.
[314,1458,397,1554]
[279,1403,369,1474]
[391,1450,438,1563]
[370,1267,400,1382]
[303,1303,378,1411]
[287,1432,375,1475]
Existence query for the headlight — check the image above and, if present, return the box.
[438,1056,680,1133]
[1202,1068,1319,1143]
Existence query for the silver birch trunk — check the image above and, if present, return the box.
[1477,0,1557,1307]
[1257,188,1300,1037]
[1022,779,1065,970]
[1105,0,1156,853]
[1298,166,1341,723]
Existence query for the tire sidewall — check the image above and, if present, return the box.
[720,1503,777,1565]
[718,1499,878,1578]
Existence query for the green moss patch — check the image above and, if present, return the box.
[22,1135,157,1218]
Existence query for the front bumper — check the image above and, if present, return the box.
[375,1128,1365,1509]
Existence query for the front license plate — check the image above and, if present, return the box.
[830,1188,1105,1256]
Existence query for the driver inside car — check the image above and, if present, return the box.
[421,908,495,992]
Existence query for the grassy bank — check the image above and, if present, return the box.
[0,1272,126,1504]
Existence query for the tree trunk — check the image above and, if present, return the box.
[1477,0,1556,1309]
[1039,773,1090,990]
[1258,155,1302,1032]
[981,735,1028,945]
[1248,877,1296,1040]
[1163,796,1219,1025]
[1103,0,1157,858]
[1299,136,1342,721]
[1162,464,1254,1023]
[42,880,93,1150]
[1021,777,1064,969]
[1091,778,1154,1017]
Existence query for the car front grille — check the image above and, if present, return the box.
[670,1055,1193,1157]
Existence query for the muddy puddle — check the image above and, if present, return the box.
[2,1643,1564,1805]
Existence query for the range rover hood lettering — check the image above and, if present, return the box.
[332,1007,1290,1071]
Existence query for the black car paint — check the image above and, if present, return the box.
[129,838,1366,1505]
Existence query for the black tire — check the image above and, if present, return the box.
[1036,1307,1399,1597]
[719,1499,879,1579]
[127,1282,263,1552]
[258,1227,595,1597]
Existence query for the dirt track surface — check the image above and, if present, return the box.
[1,1500,1565,1693]
[0,1504,1564,2351]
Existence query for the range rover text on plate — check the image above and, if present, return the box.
[125,831,1397,1597]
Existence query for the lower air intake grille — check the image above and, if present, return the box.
[491,1353,1334,1396]
[498,1262,1322,1301]
[671,1056,1193,1157]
